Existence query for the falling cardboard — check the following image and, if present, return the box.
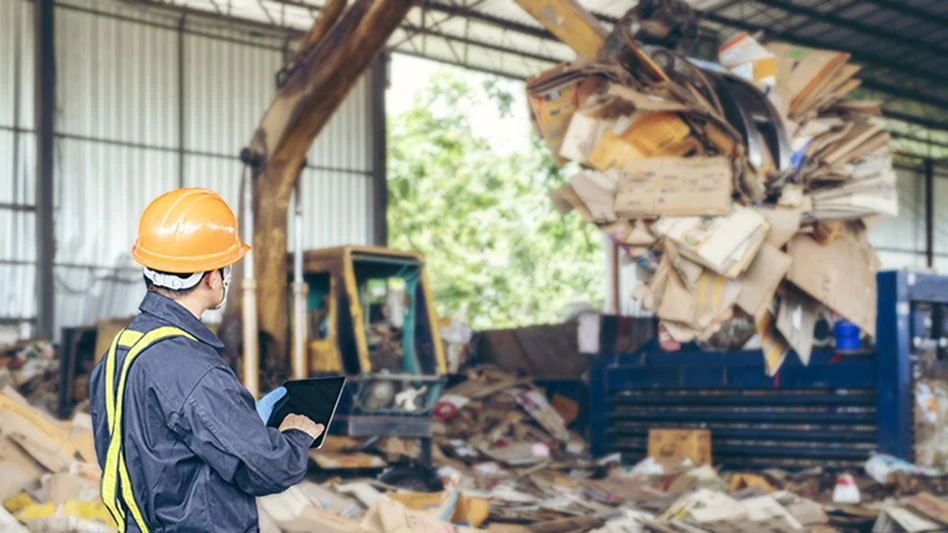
[613,157,733,218]
[776,290,821,366]
[786,233,878,337]
[735,243,792,319]
[652,207,769,278]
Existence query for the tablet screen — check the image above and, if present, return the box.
[267,376,346,449]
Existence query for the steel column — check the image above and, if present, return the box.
[875,271,913,460]
[925,159,935,267]
[35,0,56,339]
[369,53,389,246]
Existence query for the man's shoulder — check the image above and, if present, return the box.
[129,333,230,407]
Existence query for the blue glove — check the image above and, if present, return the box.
[255,386,287,424]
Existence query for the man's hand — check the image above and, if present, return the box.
[279,414,324,440]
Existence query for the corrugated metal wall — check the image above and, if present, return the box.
[0,0,376,335]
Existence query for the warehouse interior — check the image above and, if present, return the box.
[2,0,948,531]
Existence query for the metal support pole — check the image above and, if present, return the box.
[177,16,186,187]
[291,181,308,380]
[241,163,259,398]
[925,159,934,268]
[35,0,56,339]
[611,242,620,315]
[369,53,389,246]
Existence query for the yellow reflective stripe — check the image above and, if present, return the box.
[119,329,144,348]
[104,329,144,432]
[119,457,147,532]
[101,329,128,530]
[101,326,194,533]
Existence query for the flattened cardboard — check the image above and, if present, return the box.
[613,157,733,218]
[559,112,611,164]
[657,269,696,325]
[755,207,802,248]
[736,243,792,318]
[906,492,948,526]
[363,498,484,533]
[776,290,821,366]
[0,437,44,501]
[606,85,693,113]
[652,207,769,278]
[787,499,829,526]
[569,170,620,222]
[310,451,387,470]
[767,43,849,115]
[743,496,804,531]
[786,233,878,337]
[757,306,790,377]
[548,185,594,222]
[873,507,941,533]
[516,389,569,442]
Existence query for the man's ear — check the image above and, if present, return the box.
[204,270,219,290]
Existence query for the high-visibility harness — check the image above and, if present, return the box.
[101,326,195,532]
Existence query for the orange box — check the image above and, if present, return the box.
[647,429,711,465]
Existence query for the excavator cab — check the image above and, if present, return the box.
[291,246,446,461]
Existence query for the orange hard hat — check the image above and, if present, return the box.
[131,187,251,273]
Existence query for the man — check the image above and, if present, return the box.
[90,187,322,532]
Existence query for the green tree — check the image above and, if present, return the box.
[387,72,604,329]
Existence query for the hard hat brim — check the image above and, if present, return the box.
[131,242,251,274]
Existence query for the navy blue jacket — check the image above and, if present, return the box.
[90,292,313,532]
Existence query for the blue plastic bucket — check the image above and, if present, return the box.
[834,320,861,351]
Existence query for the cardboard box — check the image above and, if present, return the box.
[587,112,694,170]
[527,65,606,161]
[647,429,711,466]
[613,157,733,218]
[786,233,878,337]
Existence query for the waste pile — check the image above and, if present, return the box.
[1,338,59,414]
[0,386,110,532]
[533,0,897,375]
[5,363,948,532]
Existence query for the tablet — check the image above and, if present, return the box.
[266,376,346,449]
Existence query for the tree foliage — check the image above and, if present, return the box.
[387,72,604,329]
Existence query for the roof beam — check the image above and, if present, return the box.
[699,11,948,86]
[859,79,948,112]
[862,0,948,28]
[884,110,948,134]
[753,0,948,58]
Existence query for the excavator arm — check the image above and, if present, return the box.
[224,0,633,394]
[220,0,416,395]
